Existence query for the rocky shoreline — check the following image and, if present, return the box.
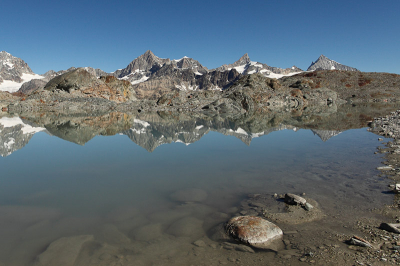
[1,70,399,117]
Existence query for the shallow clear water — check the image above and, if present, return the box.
[0,122,392,265]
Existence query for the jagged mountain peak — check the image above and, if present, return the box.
[143,50,155,56]
[141,50,161,61]
[307,55,358,72]
[0,51,12,57]
[0,51,33,73]
[234,53,251,66]
[214,53,251,73]
[174,57,207,72]
[115,50,171,78]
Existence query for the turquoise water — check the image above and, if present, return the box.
[0,122,392,265]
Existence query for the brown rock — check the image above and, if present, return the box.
[225,216,283,251]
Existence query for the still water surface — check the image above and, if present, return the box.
[0,119,392,265]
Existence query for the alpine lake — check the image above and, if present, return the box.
[1,103,400,266]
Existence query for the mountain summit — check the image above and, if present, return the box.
[307,55,358,71]
[115,50,171,78]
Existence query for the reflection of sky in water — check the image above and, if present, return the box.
[0,128,386,210]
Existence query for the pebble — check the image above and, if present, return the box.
[304,203,314,211]
[349,236,373,248]
[377,166,394,170]
[193,240,206,247]
[284,193,307,205]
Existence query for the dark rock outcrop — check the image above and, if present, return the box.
[18,79,49,95]
[44,68,136,102]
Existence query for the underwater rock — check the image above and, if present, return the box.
[170,188,208,203]
[34,235,94,266]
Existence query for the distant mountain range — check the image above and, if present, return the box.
[0,50,359,95]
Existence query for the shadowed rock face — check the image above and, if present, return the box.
[18,79,49,95]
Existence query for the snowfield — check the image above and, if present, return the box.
[0,73,44,93]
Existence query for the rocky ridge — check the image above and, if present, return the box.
[215,53,302,78]
[6,69,400,120]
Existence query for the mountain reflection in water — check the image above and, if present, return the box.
[0,103,398,156]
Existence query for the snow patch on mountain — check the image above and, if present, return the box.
[0,73,44,92]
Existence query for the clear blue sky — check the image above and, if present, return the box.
[1,0,399,74]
